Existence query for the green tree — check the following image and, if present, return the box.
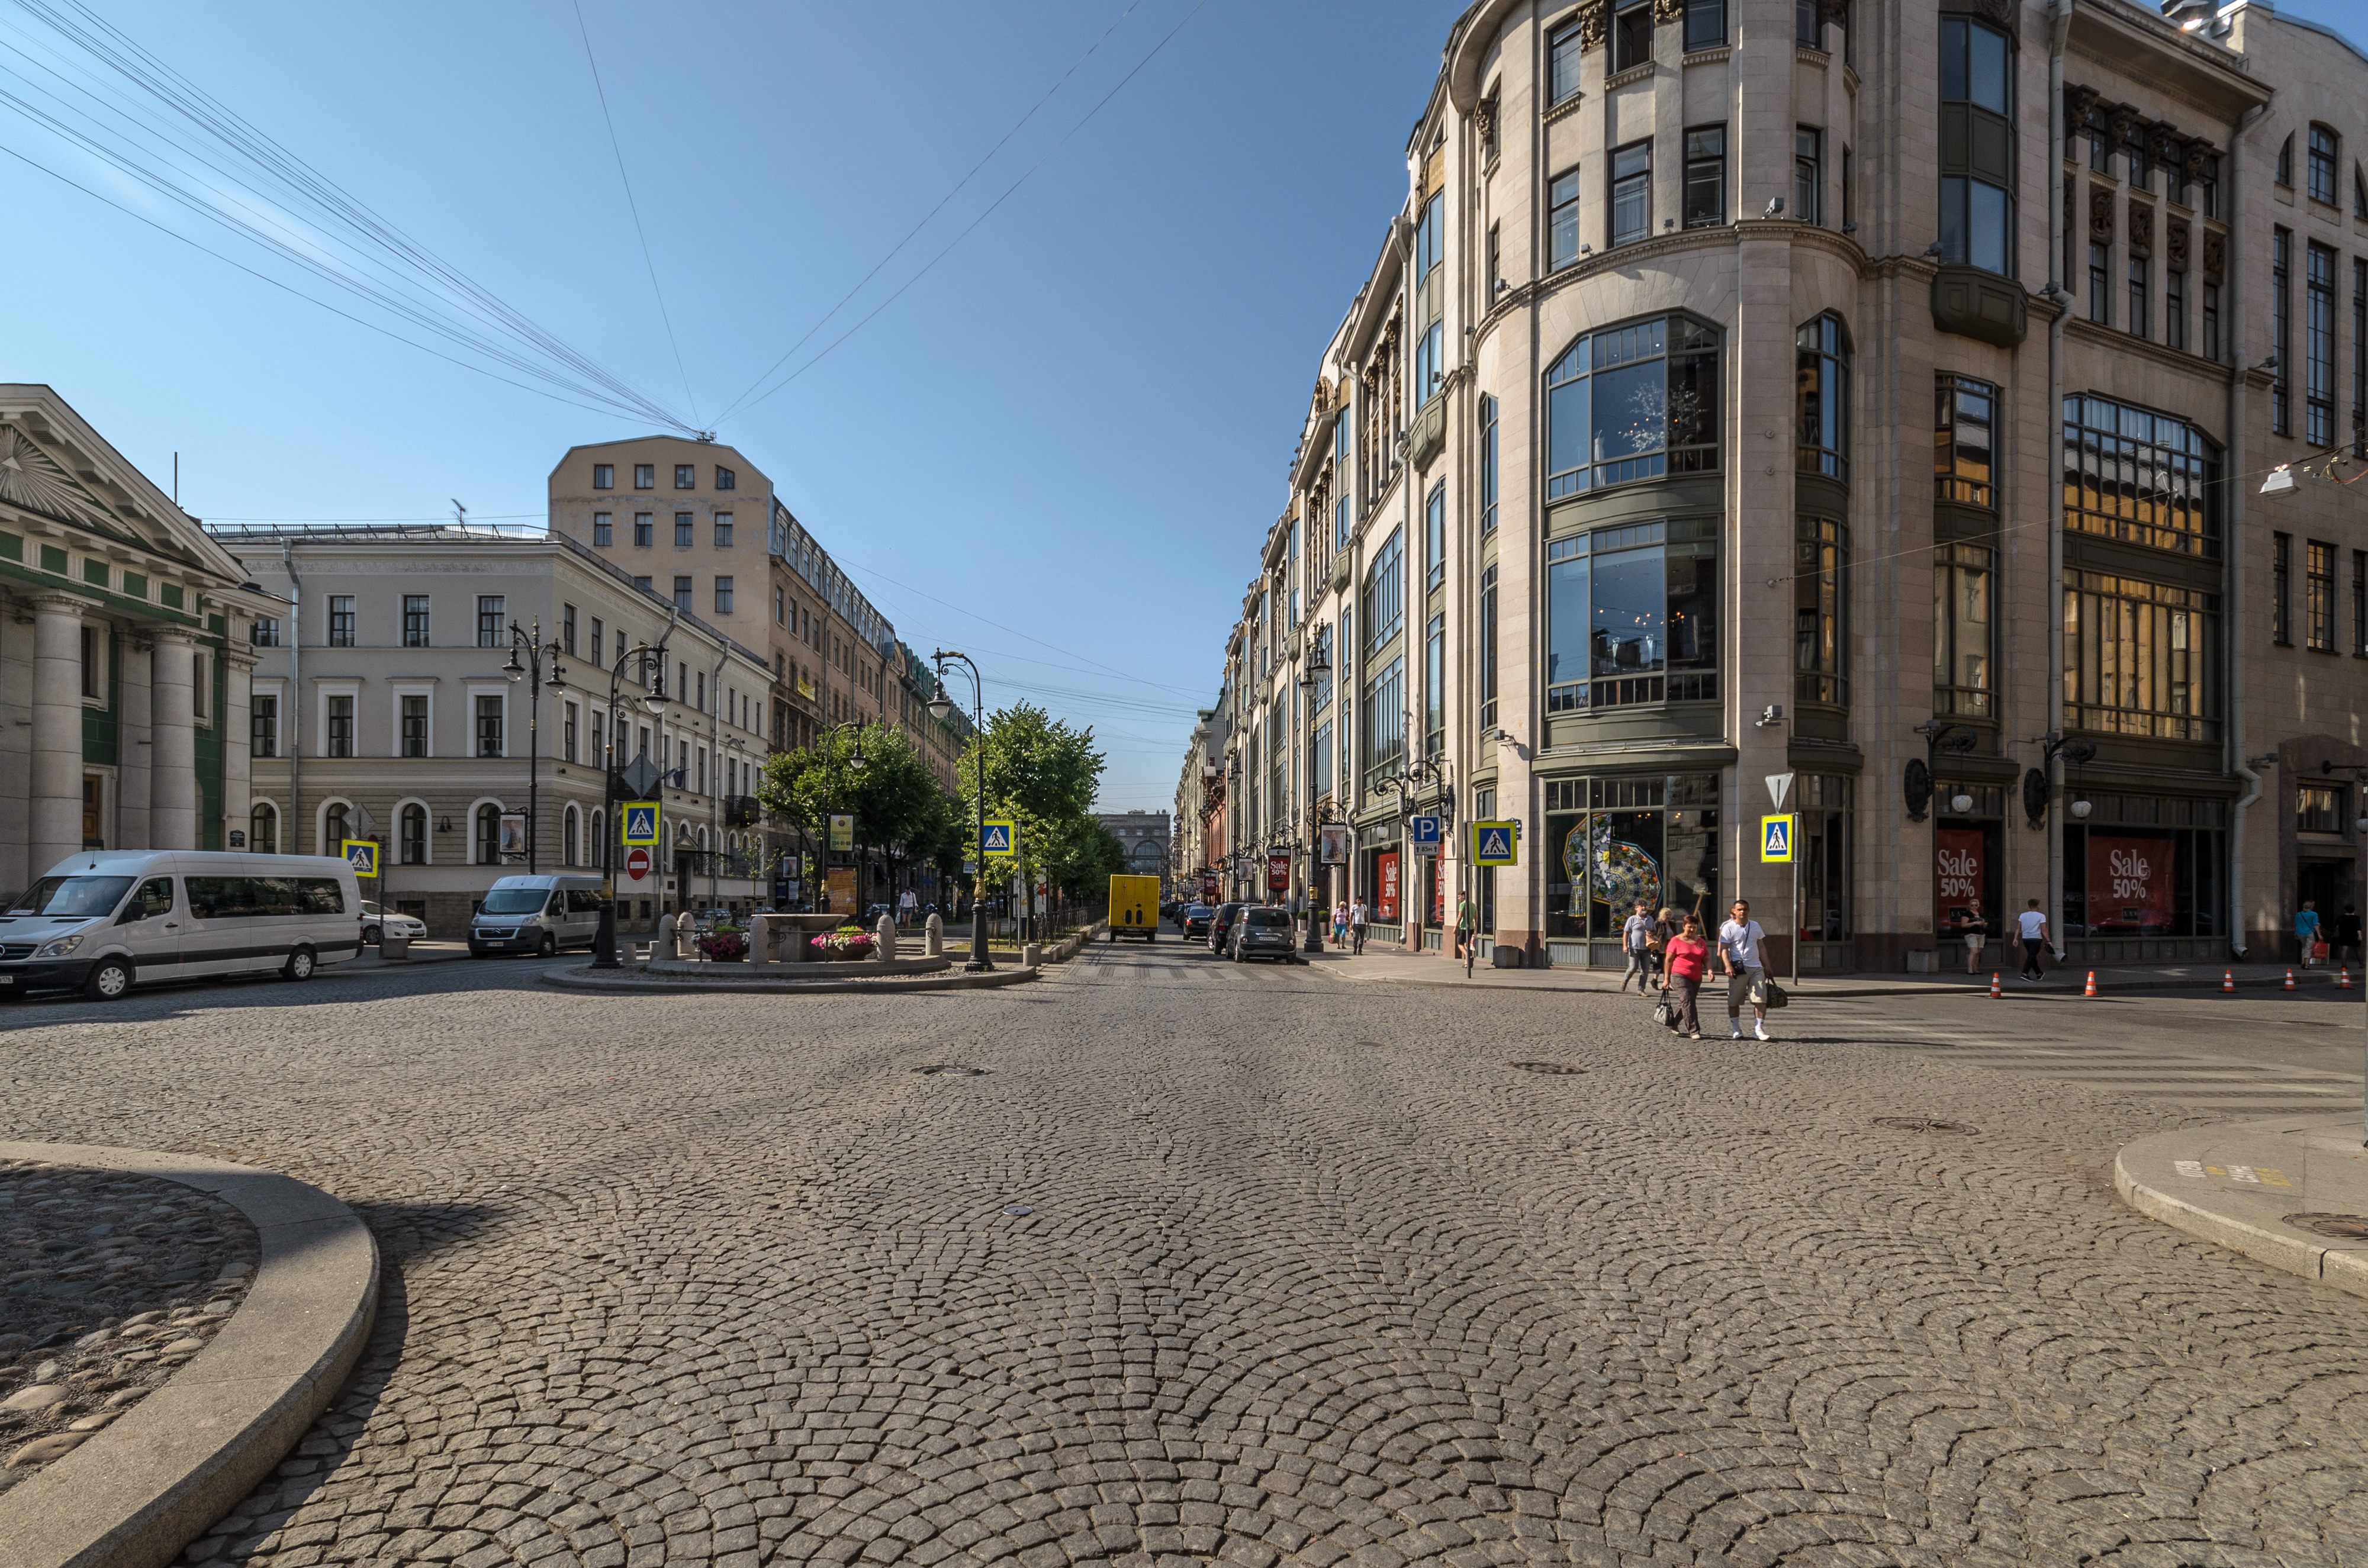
[956,703,1106,917]
[757,722,948,903]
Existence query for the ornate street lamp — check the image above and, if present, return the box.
[928,651,992,972]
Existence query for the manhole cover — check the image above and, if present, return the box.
[1874,1116,1978,1134]
[913,1065,990,1077]
[2285,1212,2368,1238]
[1510,1062,1587,1076]
[1003,1205,1034,1216]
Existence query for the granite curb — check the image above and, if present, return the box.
[539,964,1040,995]
[2116,1114,2368,1302]
[0,1145,379,1568]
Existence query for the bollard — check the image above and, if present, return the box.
[1022,941,1041,968]
[749,914,774,968]
[2223,968,2236,993]
[875,912,898,964]
[2284,967,2298,990]
[1989,971,2002,998]
[2083,970,2098,997]
[925,911,944,958]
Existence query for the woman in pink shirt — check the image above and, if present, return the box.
[1659,913,1710,1039]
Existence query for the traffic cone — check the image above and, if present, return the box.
[2341,967,2354,990]
[2083,970,2098,997]
[1989,971,2002,998]
[2285,968,2298,991]
[2222,969,2236,993]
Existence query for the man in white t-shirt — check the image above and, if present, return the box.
[2016,899,2050,980]
[1718,899,1769,1041]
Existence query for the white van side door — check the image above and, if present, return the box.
[114,875,182,975]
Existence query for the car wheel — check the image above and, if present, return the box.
[84,957,133,1001]
[282,945,317,981]
[362,924,381,946]
[538,932,556,958]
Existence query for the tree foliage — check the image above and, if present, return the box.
[955,703,1109,900]
[755,722,941,858]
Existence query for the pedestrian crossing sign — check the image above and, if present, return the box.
[981,819,1018,859]
[1760,813,1797,862]
[342,839,378,878]
[622,803,660,846]
[1470,820,1519,867]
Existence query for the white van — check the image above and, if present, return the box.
[0,851,363,1000]
[469,874,608,957]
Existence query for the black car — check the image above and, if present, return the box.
[1179,903,1214,942]
[1206,901,1246,954]
[1231,906,1299,962]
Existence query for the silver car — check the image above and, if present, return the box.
[1230,906,1300,963]
[359,900,427,946]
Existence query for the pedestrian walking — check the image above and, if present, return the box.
[1332,900,1348,946]
[2296,899,2322,969]
[1960,897,1987,975]
[1661,913,1710,1039]
[2016,899,2049,980]
[2338,904,2363,967]
[1717,899,1771,1041]
[898,888,917,929]
[1350,899,1368,955]
[1456,891,1479,977]
[1620,900,1656,993]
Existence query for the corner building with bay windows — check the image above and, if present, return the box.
[1209,0,2368,971]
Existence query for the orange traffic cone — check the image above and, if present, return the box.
[2222,969,2236,993]
[2341,967,2354,990]
[1989,971,2002,998]
[2083,970,2098,997]
[2285,968,2299,990]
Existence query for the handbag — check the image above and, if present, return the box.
[1763,980,1789,1009]
[2314,940,2331,960]
[1651,996,1675,1027]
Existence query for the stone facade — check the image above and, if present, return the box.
[1095,811,1172,887]
[1207,0,2367,971]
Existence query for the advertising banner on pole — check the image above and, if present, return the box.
[498,813,527,859]
[1318,823,1350,865]
[1266,853,1291,891]
[1376,851,1401,921]
[829,814,855,851]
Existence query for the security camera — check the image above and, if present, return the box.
[1753,704,1785,728]
[1763,197,1785,218]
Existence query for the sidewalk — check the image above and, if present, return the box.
[347,939,476,968]
[1296,944,2368,1000]
[2118,1115,2368,1300]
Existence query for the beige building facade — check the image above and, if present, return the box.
[1212,0,2368,971]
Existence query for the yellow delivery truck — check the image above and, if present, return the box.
[1108,874,1161,941]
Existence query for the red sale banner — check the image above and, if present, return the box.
[1936,828,1984,933]
[2087,835,2174,929]
[1376,851,1401,922]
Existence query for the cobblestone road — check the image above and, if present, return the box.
[7,944,2368,1567]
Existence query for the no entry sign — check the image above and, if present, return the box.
[626,846,652,881]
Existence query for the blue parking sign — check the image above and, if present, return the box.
[1408,814,1441,846]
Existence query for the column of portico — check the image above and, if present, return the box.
[30,594,85,877]
[150,626,198,851]
[117,630,152,849]
[223,648,257,851]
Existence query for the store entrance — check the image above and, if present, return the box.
[2297,859,2353,962]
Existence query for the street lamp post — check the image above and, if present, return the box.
[928,651,992,973]
[500,619,569,876]
[591,633,673,970]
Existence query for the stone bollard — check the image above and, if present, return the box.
[1022,941,1041,968]
[924,912,944,957]
[749,913,775,968]
[670,912,690,960]
[875,912,897,965]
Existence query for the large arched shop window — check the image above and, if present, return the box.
[1543,313,1720,498]
[250,802,278,855]
[1796,313,1852,481]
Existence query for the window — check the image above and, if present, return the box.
[1684,125,1726,227]
[401,694,427,758]
[1362,655,1404,790]
[477,694,504,757]
[252,694,278,759]
[2064,570,2222,740]
[326,695,354,758]
[1797,0,1820,46]
[78,625,98,698]
[561,603,577,656]
[1544,519,1719,713]
[1424,482,1446,591]
[2306,243,2335,447]
[715,576,735,614]
[250,803,277,855]
[712,513,733,549]
[324,803,350,855]
[2166,263,2187,352]
[1611,0,1652,72]
[1479,395,1499,534]
[1685,0,1724,50]
[1479,564,1498,733]
[2276,133,2293,187]
[1548,21,1583,106]
[2272,228,2292,436]
[2357,550,2367,656]
[192,651,207,719]
[1544,314,1720,497]
[2299,783,2347,836]
[590,617,604,669]
[1549,168,1582,269]
[593,512,613,546]
[715,465,736,490]
[2308,125,2338,205]
[563,701,579,763]
[400,803,426,865]
[634,463,654,490]
[2273,533,2293,645]
[1794,128,1822,226]
[1794,517,1847,706]
[1362,529,1403,651]
[1424,613,1446,756]
[1842,146,1854,230]
[1412,190,1446,404]
[2089,243,2110,326]
[2127,255,2149,339]
[673,576,693,611]
[2200,153,2221,220]
[2357,260,2367,456]
[1936,16,2013,279]
[477,595,506,648]
[250,618,280,648]
[2203,281,2220,361]
[1796,314,1851,481]
[1935,375,1994,506]
[674,464,696,490]
[1934,542,1993,716]
[1611,141,1651,244]
[593,463,613,490]
[477,803,502,864]
[633,513,653,547]
[675,512,694,547]
[2089,117,2112,176]
[775,586,786,624]
[2308,541,2335,651]
[2061,394,2221,556]
[327,595,355,647]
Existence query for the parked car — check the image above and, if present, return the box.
[1178,903,1214,942]
[1230,905,1300,963]
[1206,902,1245,954]
[358,900,427,946]
[471,875,609,957]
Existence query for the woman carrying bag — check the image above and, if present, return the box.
[1658,913,1710,1040]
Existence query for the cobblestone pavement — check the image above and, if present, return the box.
[7,945,2368,1566]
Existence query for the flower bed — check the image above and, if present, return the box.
[695,930,747,962]
[810,928,876,960]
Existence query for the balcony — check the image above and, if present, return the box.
[1930,263,2027,348]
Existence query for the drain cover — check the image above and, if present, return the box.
[1510,1061,1587,1076]
[913,1065,990,1076]
[2285,1212,2368,1238]
[1874,1116,1978,1134]
[1003,1205,1034,1216]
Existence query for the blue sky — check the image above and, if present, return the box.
[4,0,2361,810]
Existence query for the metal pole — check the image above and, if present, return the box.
[527,640,540,877]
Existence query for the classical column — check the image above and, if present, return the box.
[117,632,153,849]
[150,626,198,851]
[29,593,85,877]
[223,648,257,851]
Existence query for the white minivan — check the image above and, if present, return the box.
[469,874,608,957]
[0,851,363,1000]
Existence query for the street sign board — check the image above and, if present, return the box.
[980,819,1017,859]
[498,814,527,858]
[341,839,378,878]
[619,756,662,799]
[625,846,652,881]
[1408,814,1442,852]
[1765,772,1794,812]
[829,813,854,851]
[1266,853,1291,891]
[622,803,660,846]
[1760,814,1797,862]
[1317,823,1349,865]
[1471,820,1519,867]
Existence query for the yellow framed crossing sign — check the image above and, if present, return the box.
[980,819,1018,860]
[1759,814,1797,862]
[622,802,661,846]
[342,839,379,878]
[1469,820,1519,867]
